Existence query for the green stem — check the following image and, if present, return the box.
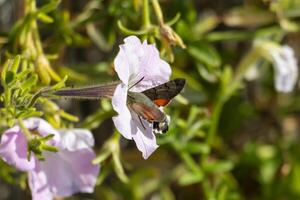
[206,97,225,145]
[180,151,200,173]
[117,21,149,35]
[207,47,260,146]
[226,47,260,98]
[30,0,43,55]
[143,0,151,27]
[18,118,32,140]
[152,0,163,23]
[32,22,43,55]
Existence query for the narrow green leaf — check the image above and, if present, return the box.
[10,55,21,73]
[182,142,210,154]
[1,59,12,87]
[38,13,54,23]
[21,74,38,90]
[5,71,15,85]
[188,44,221,67]
[93,150,111,164]
[178,171,204,186]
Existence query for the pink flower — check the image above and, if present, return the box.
[0,118,100,200]
[112,36,171,159]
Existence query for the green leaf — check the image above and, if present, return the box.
[51,75,68,90]
[38,0,61,14]
[182,142,210,154]
[1,59,11,87]
[38,13,54,23]
[197,63,219,83]
[223,6,275,28]
[194,12,220,34]
[21,74,38,90]
[93,150,111,164]
[10,55,21,74]
[112,153,129,183]
[205,160,234,173]
[5,71,15,85]
[205,30,252,41]
[178,171,204,186]
[188,43,221,68]
[220,66,233,96]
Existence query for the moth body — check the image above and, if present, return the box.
[127,91,169,134]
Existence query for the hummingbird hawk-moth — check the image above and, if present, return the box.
[127,78,185,133]
[48,78,186,133]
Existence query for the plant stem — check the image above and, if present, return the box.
[143,0,151,28]
[18,118,32,140]
[226,48,260,97]
[152,0,163,23]
[207,46,260,146]
[206,96,225,146]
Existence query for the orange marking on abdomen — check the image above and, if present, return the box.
[154,99,170,107]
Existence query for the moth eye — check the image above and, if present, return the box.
[153,122,159,129]
[152,121,169,134]
[162,126,168,133]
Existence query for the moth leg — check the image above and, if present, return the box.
[138,115,146,130]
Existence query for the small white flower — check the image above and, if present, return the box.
[270,45,298,93]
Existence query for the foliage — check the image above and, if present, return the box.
[1,0,300,199]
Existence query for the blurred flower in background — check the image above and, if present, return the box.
[247,42,298,93]
[0,118,99,200]
[270,45,298,92]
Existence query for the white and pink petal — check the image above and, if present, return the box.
[24,118,60,146]
[59,129,95,151]
[29,149,99,198]
[131,113,158,159]
[112,84,133,139]
[0,130,36,171]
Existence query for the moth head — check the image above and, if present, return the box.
[153,115,170,134]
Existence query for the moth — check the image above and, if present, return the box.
[47,78,186,133]
[127,78,185,133]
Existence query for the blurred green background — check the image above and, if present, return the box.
[1,0,300,199]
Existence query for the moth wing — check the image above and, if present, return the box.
[127,92,166,122]
[128,102,165,122]
[142,78,186,106]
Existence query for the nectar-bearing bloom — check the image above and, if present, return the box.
[246,43,298,93]
[270,45,298,93]
[0,118,100,200]
[112,36,171,159]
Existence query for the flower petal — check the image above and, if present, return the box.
[114,36,171,92]
[114,36,143,86]
[112,84,133,139]
[58,129,94,151]
[131,112,158,159]
[0,129,36,171]
[28,168,53,200]
[29,149,100,198]
[24,118,60,146]
[131,42,171,92]
[272,45,298,93]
